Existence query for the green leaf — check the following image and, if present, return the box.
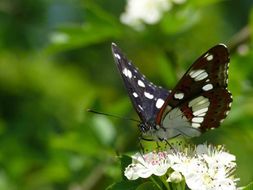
[191,0,222,7]
[250,9,253,44]
[136,181,161,190]
[160,7,199,34]
[47,2,122,53]
[120,155,132,179]
[106,180,161,190]
[47,23,120,53]
[242,181,253,190]
[92,116,116,146]
[156,51,177,87]
[106,180,140,190]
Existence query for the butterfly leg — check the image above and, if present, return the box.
[156,141,161,151]
[165,139,175,152]
[164,133,182,152]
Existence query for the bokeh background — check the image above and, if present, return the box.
[0,0,253,189]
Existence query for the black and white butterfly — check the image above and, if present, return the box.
[111,43,232,141]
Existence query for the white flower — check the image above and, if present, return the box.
[124,143,239,190]
[196,144,236,170]
[124,151,172,179]
[120,0,172,30]
[171,144,239,190]
[120,0,188,30]
[166,171,183,183]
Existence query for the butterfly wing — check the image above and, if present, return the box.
[156,44,232,138]
[111,43,170,123]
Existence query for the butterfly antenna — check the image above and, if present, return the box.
[87,109,141,123]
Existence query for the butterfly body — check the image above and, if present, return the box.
[111,43,232,141]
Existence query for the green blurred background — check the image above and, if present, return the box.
[0,0,253,189]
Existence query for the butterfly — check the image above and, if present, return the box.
[111,43,232,141]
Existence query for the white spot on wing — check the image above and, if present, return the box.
[189,96,210,112]
[189,96,207,107]
[192,123,201,128]
[189,69,205,78]
[202,84,213,91]
[206,54,213,61]
[122,68,127,76]
[138,105,144,111]
[174,92,184,100]
[193,107,208,116]
[114,53,121,60]
[189,69,208,81]
[144,91,154,99]
[133,92,138,98]
[197,113,206,117]
[137,80,145,87]
[122,68,132,78]
[204,53,209,57]
[195,72,208,81]
[156,98,164,109]
[192,117,204,123]
[192,101,210,112]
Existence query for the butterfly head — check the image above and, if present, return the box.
[138,122,149,133]
[138,119,157,133]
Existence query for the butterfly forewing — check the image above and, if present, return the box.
[111,43,232,141]
[111,43,169,123]
[157,44,232,136]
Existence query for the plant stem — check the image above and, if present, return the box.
[171,182,185,190]
[161,176,171,190]
[150,176,163,190]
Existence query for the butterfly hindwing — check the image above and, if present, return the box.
[111,43,232,140]
[156,44,232,136]
[111,43,169,123]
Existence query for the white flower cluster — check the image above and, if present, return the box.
[124,144,239,190]
[120,0,186,30]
